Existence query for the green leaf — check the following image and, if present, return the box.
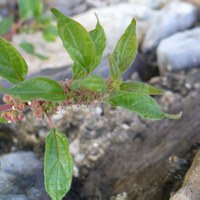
[0,116,7,124]
[165,112,182,120]
[88,14,106,72]
[119,81,164,95]
[108,54,121,80]
[44,128,73,200]
[0,17,13,36]
[18,0,32,20]
[30,0,43,18]
[2,77,66,101]
[35,15,52,26]
[43,26,57,42]
[18,0,43,20]
[72,62,86,80]
[76,75,106,93]
[109,19,137,79]
[0,37,28,84]
[74,14,106,77]
[109,92,165,120]
[20,42,35,54]
[20,42,48,60]
[51,8,96,73]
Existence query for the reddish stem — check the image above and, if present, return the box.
[46,115,56,129]
[0,104,13,112]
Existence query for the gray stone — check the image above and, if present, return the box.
[142,2,198,53]
[157,27,200,74]
[43,0,85,16]
[0,151,49,200]
[0,195,27,200]
[129,0,170,9]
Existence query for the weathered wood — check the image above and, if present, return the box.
[170,150,200,200]
[80,90,200,200]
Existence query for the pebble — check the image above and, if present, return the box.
[0,151,48,200]
[157,27,200,74]
[142,2,198,53]
[95,107,103,115]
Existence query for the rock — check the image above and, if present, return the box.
[182,0,200,11]
[0,0,17,18]
[73,3,154,48]
[0,195,27,200]
[157,27,200,74]
[128,0,170,9]
[170,150,200,200]
[43,0,86,16]
[0,151,49,200]
[142,2,198,54]
[86,0,109,8]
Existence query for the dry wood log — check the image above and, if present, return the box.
[80,90,200,200]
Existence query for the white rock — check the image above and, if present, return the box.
[129,0,170,9]
[142,2,198,53]
[157,27,200,74]
[73,3,154,52]
[95,107,103,115]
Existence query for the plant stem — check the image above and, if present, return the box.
[46,115,56,129]
[0,104,13,112]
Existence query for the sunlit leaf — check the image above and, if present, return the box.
[72,62,86,80]
[108,54,121,80]
[77,75,106,93]
[165,112,182,120]
[109,91,165,120]
[35,15,52,26]
[18,0,43,20]
[44,128,73,200]
[30,0,43,18]
[43,26,57,42]
[2,77,66,101]
[51,8,95,73]
[119,81,164,95]
[0,17,13,36]
[18,0,32,20]
[89,14,106,72]
[0,37,28,84]
[20,42,48,60]
[109,19,137,79]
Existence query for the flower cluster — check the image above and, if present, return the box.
[1,94,59,122]
[1,94,27,122]
[0,80,102,123]
[31,100,59,118]
[60,79,100,107]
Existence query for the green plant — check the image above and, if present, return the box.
[0,0,57,59]
[17,0,57,41]
[0,8,181,200]
[0,0,57,39]
[17,0,57,59]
